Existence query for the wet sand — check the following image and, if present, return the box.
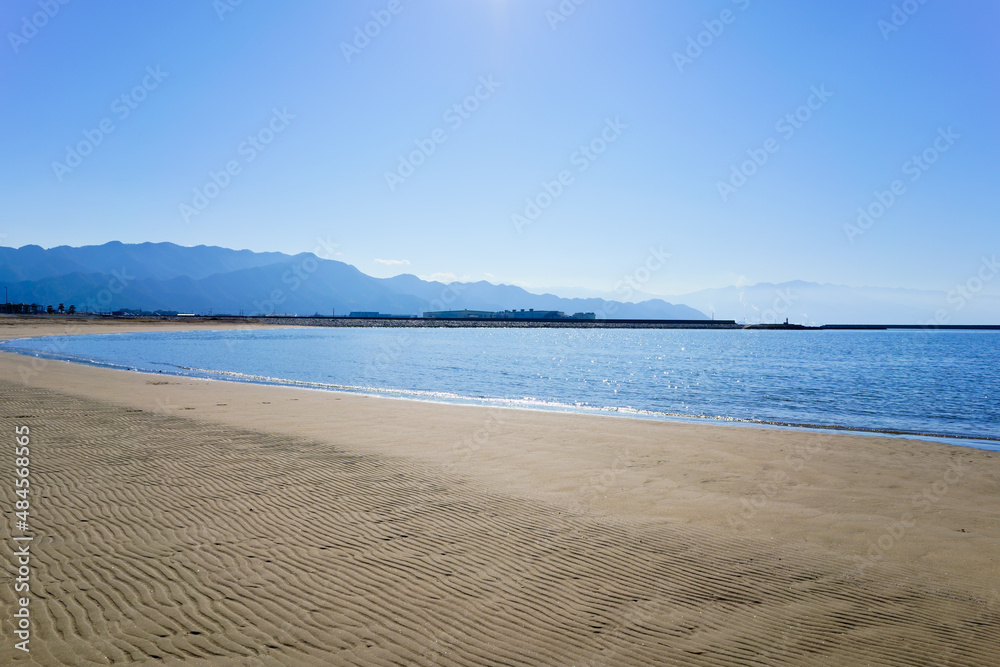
[1,318,998,665]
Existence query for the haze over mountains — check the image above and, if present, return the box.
[665,281,1000,327]
[2,242,996,324]
[532,280,998,327]
[0,242,705,320]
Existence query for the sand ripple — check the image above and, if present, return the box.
[2,381,998,665]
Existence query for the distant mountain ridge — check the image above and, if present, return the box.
[0,242,707,319]
[0,241,288,282]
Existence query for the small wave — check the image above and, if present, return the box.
[176,365,1000,444]
[4,336,999,448]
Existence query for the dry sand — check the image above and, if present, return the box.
[1,318,998,665]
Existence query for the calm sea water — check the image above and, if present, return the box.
[5,328,999,444]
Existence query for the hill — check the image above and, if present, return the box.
[1,242,707,319]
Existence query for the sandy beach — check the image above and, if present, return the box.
[1,318,998,665]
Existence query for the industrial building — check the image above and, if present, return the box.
[422,309,596,320]
[422,310,496,319]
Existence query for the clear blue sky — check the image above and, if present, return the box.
[2,0,998,296]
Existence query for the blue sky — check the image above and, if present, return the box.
[2,0,998,297]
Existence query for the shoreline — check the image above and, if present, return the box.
[3,319,998,549]
[3,319,1000,664]
[8,312,1000,329]
[3,321,999,450]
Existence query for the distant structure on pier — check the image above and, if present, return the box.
[423,309,596,320]
[347,312,415,318]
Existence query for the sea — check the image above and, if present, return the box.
[5,327,999,448]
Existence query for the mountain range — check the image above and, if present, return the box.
[0,242,706,319]
[3,242,996,324]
